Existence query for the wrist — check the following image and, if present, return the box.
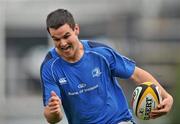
[44,106,63,123]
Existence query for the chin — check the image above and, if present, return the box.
[64,54,75,60]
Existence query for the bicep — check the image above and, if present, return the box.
[130,66,141,84]
[110,52,135,78]
[41,67,61,106]
[42,79,61,106]
[130,66,158,85]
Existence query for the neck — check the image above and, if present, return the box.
[68,42,84,63]
[56,41,84,63]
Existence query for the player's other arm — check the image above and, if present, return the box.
[130,66,173,118]
[44,91,63,123]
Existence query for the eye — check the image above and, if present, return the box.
[63,34,70,39]
[53,38,60,41]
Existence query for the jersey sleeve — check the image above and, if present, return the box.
[40,62,61,106]
[104,48,136,79]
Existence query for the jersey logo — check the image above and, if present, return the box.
[92,67,102,77]
[59,77,67,85]
[78,83,87,89]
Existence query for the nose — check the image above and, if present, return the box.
[60,39,67,46]
[57,39,67,47]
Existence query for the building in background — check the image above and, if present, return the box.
[0,0,179,123]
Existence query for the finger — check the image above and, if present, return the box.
[49,96,59,102]
[153,102,165,110]
[150,112,165,119]
[151,109,166,114]
[50,98,62,107]
[49,95,59,102]
[49,91,61,103]
[49,105,59,111]
[48,101,62,112]
[150,114,160,119]
[50,108,60,114]
[157,104,163,110]
[49,106,60,114]
[151,103,167,113]
[51,91,57,97]
[48,103,61,114]
[151,110,167,118]
[48,101,59,107]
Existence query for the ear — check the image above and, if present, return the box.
[74,24,80,35]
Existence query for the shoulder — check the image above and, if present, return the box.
[83,40,118,59]
[86,41,110,49]
[82,40,113,52]
[40,49,59,74]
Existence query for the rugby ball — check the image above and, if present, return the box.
[131,82,161,120]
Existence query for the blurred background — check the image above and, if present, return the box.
[0,0,179,123]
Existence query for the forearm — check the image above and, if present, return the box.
[131,67,172,99]
[44,106,63,124]
[130,67,173,117]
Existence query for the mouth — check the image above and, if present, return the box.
[61,45,71,51]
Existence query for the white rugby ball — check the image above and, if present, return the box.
[131,82,161,120]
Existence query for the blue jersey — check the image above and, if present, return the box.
[40,40,136,124]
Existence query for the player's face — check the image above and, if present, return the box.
[49,24,83,62]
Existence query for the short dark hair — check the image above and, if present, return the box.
[46,9,75,32]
